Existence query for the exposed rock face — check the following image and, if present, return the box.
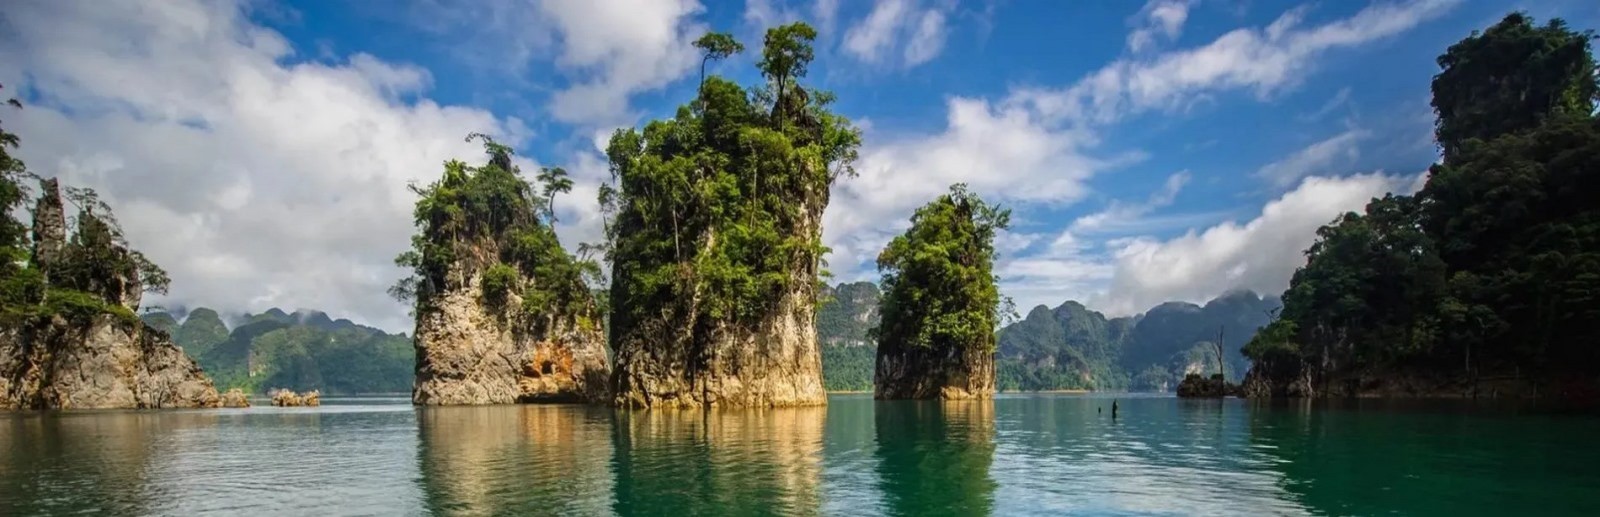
[31,178,66,276]
[610,279,827,408]
[413,265,610,405]
[0,315,221,409]
[270,388,320,406]
[221,387,251,407]
[875,344,995,400]
[1,180,219,410]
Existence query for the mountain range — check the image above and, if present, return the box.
[142,307,414,394]
[812,282,1282,392]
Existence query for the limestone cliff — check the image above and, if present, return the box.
[874,344,995,400]
[0,314,220,409]
[609,275,827,408]
[0,179,219,409]
[402,140,610,405]
[412,265,610,405]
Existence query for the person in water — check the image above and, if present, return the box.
[1112,399,1119,419]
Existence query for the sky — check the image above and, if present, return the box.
[2,0,1597,332]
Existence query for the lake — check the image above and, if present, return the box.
[2,394,1596,516]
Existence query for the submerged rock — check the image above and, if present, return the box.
[269,388,320,407]
[0,314,221,409]
[1176,373,1237,398]
[221,388,251,408]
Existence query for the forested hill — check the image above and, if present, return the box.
[997,291,1281,392]
[142,307,413,394]
[816,281,879,391]
[812,281,1281,392]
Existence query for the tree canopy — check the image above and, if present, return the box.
[393,134,600,331]
[872,184,1011,354]
[1246,12,1600,394]
[603,22,861,336]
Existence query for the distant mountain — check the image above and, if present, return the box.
[997,290,1281,392]
[142,307,413,394]
[815,281,880,391]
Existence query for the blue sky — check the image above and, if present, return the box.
[3,0,1598,331]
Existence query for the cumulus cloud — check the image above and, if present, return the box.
[1092,172,1423,315]
[842,0,954,69]
[536,0,706,127]
[0,0,534,332]
[1070,171,1193,234]
[1256,128,1368,188]
[823,97,1120,277]
[822,0,1454,311]
[1127,0,1195,52]
[1011,0,1459,124]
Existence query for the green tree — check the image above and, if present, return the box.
[1432,12,1598,158]
[872,184,1011,353]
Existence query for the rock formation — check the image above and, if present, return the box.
[869,185,1007,400]
[412,272,609,405]
[221,387,250,407]
[605,24,850,408]
[875,345,995,400]
[269,388,320,407]
[609,279,828,408]
[402,140,610,405]
[0,180,221,410]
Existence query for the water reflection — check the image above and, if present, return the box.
[417,404,614,515]
[0,411,166,514]
[1246,399,1600,516]
[611,406,826,516]
[873,399,997,516]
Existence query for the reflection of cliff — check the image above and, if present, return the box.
[0,413,177,514]
[417,405,614,514]
[611,406,826,515]
[874,399,996,516]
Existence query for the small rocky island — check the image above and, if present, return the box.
[395,136,610,405]
[604,24,860,408]
[0,179,220,409]
[873,186,1009,400]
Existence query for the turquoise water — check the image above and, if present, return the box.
[2,394,1596,515]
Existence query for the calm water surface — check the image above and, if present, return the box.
[2,394,1597,516]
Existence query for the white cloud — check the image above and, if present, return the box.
[904,10,949,67]
[1012,0,1459,124]
[1301,86,1353,121]
[823,97,1117,278]
[1256,129,1368,188]
[1127,0,1195,52]
[1070,170,1192,234]
[841,0,953,69]
[0,0,534,332]
[1092,172,1423,316]
[537,0,706,127]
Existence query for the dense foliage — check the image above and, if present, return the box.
[871,184,1010,354]
[0,86,168,325]
[603,23,860,340]
[1245,13,1600,394]
[144,307,414,394]
[392,135,600,330]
